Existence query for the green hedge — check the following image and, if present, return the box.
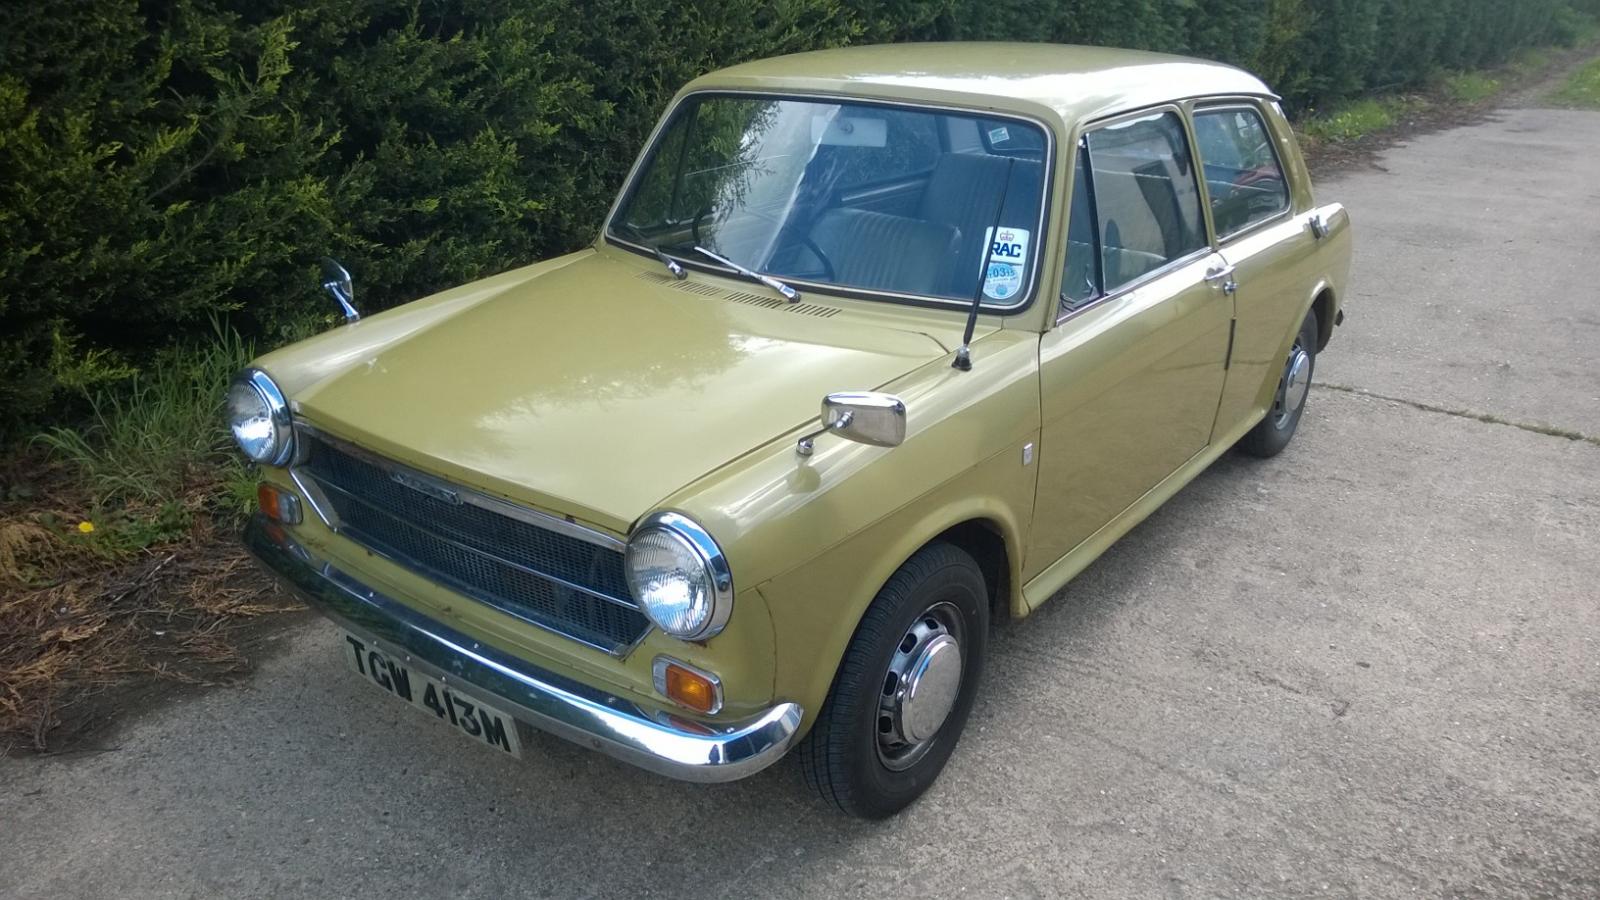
[1,0,1593,432]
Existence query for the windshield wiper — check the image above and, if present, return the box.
[691,246,800,302]
[652,245,687,280]
[613,223,686,279]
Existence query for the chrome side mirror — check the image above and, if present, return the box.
[321,257,359,323]
[796,392,907,457]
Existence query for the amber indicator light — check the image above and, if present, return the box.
[662,663,718,714]
[257,483,303,524]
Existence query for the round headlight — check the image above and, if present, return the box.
[227,369,293,465]
[624,512,733,641]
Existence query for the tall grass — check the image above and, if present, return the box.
[1551,57,1600,107]
[1509,47,1554,75]
[4,322,294,752]
[1441,71,1502,103]
[34,324,259,537]
[1300,97,1427,142]
[1299,40,1593,145]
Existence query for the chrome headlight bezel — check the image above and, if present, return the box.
[227,368,294,466]
[624,511,733,642]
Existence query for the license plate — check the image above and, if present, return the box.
[341,632,523,758]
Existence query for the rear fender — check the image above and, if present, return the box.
[1253,203,1351,411]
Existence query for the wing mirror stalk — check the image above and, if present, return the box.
[321,257,360,323]
[796,392,907,457]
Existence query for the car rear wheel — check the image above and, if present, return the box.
[798,542,989,819]
[1239,310,1318,458]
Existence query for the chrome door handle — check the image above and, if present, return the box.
[1205,263,1238,295]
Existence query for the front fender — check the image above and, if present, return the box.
[660,329,1042,730]
[755,448,1035,731]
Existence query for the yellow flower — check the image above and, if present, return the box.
[77,521,95,533]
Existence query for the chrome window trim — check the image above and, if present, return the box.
[602,88,1056,316]
[1057,141,1102,318]
[1055,103,1213,326]
[1204,198,1294,246]
[627,510,735,642]
[652,655,725,715]
[1190,99,1294,245]
[1056,245,1217,325]
[292,423,625,552]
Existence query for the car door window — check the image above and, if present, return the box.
[1192,106,1290,238]
[1082,110,1208,293]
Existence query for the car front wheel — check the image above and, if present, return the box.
[798,542,989,819]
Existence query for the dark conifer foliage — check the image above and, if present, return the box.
[1,0,1592,428]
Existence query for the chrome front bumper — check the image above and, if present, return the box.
[244,515,803,783]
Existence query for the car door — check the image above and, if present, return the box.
[1025,108,1233,581]
[1191,101,1317,439]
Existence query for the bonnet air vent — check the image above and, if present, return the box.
[724,291,785,309]
[786,302,840,318]
[676,281,723,296]
[634,271,840,317]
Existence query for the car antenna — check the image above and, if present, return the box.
[953,157,1016,371]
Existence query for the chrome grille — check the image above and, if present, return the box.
[297,433,649,654]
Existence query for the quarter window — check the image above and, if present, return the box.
[1192,106,1290,237]
[1062,148,1098,310]
[1082,110,1208,293]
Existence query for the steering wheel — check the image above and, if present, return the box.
[691,204,710,249]
[788,231,837,282]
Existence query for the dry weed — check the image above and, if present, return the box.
[1,458,299,752]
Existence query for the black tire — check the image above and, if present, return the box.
[798,542,989,819]
[1239,310,1318,458]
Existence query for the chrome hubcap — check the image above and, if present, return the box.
[876,603,963,771]
[1274,341,1312,428]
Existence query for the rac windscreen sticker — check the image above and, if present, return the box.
[982,227,1030,302]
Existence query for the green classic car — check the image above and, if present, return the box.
[235,43,1350,818]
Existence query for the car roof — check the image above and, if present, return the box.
[683,43,1275,130]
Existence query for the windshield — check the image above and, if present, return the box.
[608,94,1050,308]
